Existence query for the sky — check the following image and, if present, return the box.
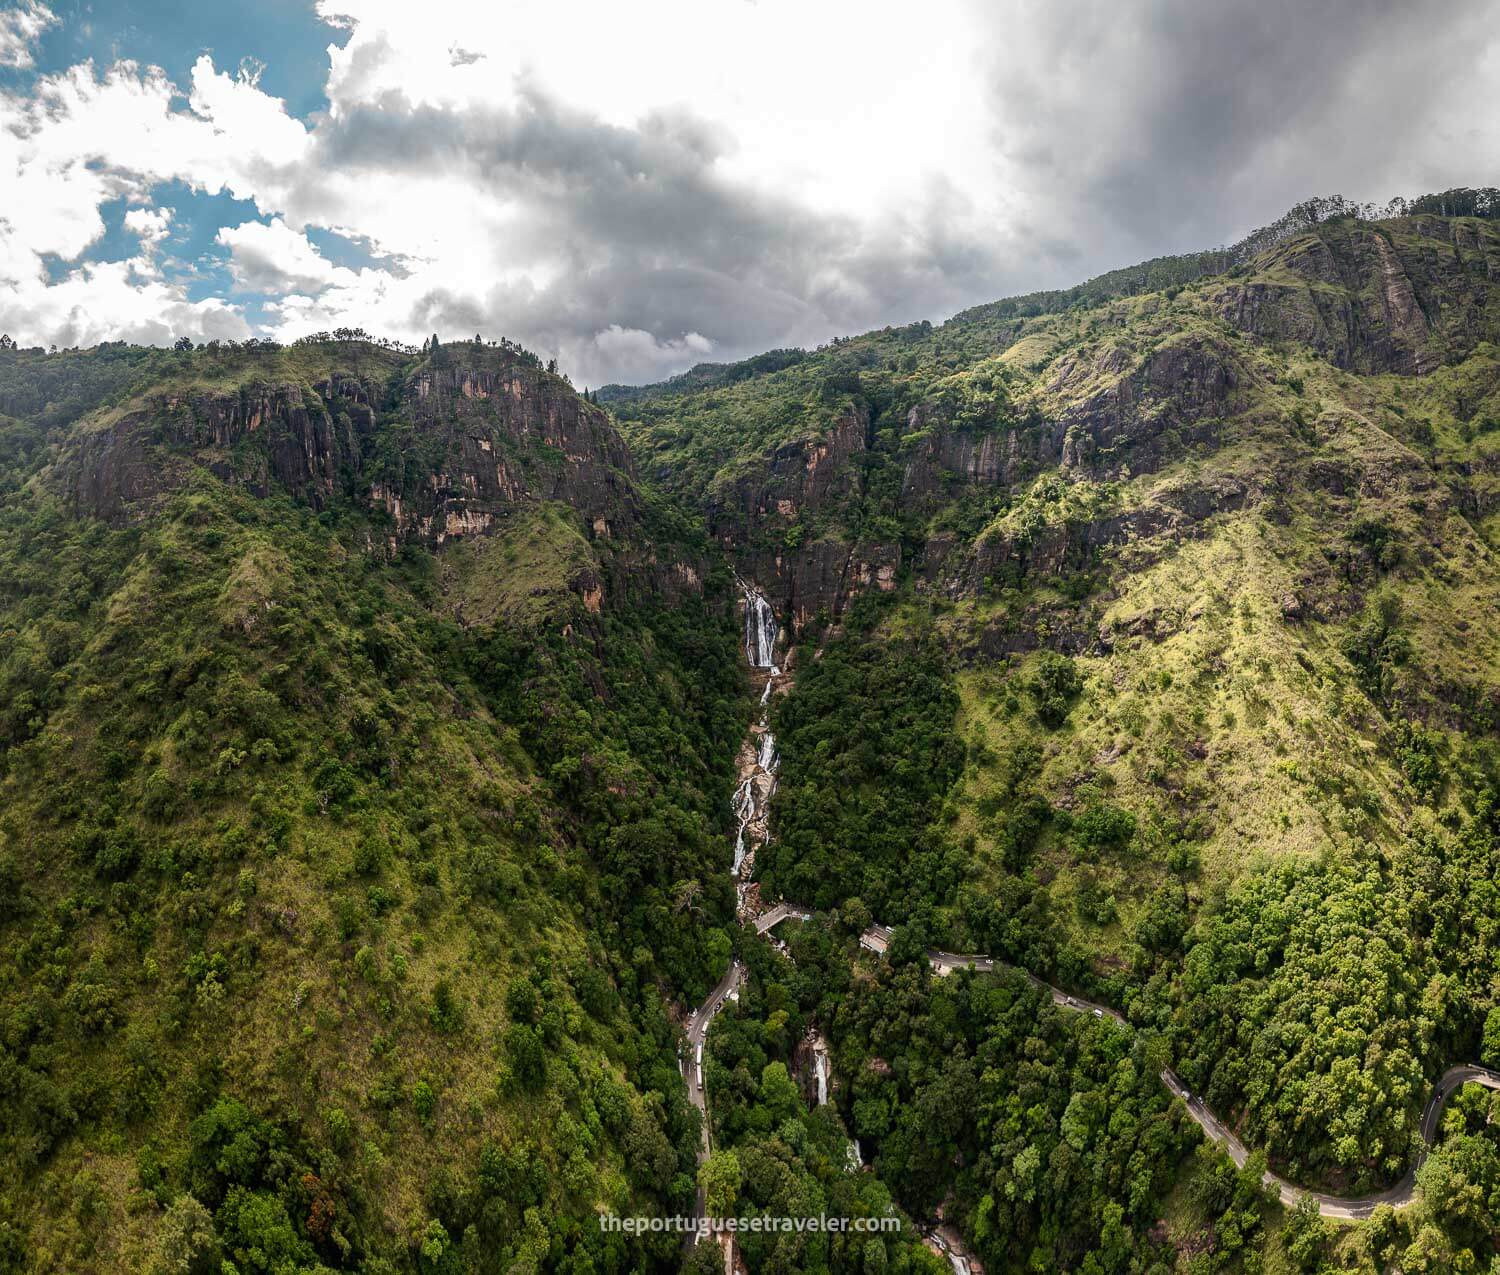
[0,0,1496,387]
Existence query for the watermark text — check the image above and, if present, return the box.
[599,1213,900,1239]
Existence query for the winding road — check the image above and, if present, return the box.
[683,581,1499,1247]
[783,913,1500,1220]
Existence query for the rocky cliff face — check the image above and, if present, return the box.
[376,362,641,547]
[1214,215,1500,375]
[658,215,1500,637]
[62,376,375,520]
[699,408,903,631]
[701,333,1249,629]
[1047,333,1243,478]
[899,406,1048,496]
[52,346,705,614]
[61,356,638,535]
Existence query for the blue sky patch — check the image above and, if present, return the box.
[25,0,340,120]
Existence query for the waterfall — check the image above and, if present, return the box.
[731,777,755,873]
[814,1050,829,1106]
[846,1139,864,1171]
[731,584,782,882]
[743,588,778,669]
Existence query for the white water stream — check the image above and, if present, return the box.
[744,584,778,669]
[732,582,782,904]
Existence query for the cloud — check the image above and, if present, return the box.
[216,217,350,293]
[5,258,249,349]
[0,53,308,349]
[972,0,1500,261]
[1,0,1497,380]
[123,206,173,245]
[0,2,56,70]
[588,326,713,384]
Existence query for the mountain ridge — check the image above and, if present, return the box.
[3,193,1500,1274]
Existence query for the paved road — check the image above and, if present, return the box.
[1156,1064,1500,1219]
[751,906,1500,1220]
[683,959,744,1234]
[683,599,1496,1238]
[684,961,744,1133]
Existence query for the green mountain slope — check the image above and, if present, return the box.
[5,194,1500,1275]
[609,204,1500,1269]
[0,337,747,1273]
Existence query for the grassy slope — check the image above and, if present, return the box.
[0,346,745,1272]
[614,212,1500,1263]
[616,215,1500,976]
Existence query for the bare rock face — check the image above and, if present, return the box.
[704,408,904,632]
[1050,334,1241,479]
[52,348,706,611]
[62,378,372,520]
[62,357,641,537]
[708,407,867,535]
[372,362,641,546]
[1215,216,1500,374]
[899,402,1059,502]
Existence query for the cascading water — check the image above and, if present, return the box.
[731,777,756,874]
[814,1049,829,1106]
[731,583,781,899]
[743,586,778,669]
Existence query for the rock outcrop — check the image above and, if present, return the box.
[1214,215,1500,374]
[52,346,703,612]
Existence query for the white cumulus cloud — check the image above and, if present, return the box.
[216,218,350,293]
[0,1,56,70]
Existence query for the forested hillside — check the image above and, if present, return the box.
[4,193,1500,1275]
[0,335,748,1272]
[610,198,1500,1272]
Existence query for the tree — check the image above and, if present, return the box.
[173,336,193,352]
[1030,653,1081,728]
[758,1061,799,1124]
[683,1240,723,1275]
[839,896,873,935]
[1400,1223,1454,1273]
[149,1195,219,1275]
[1481,1007,1500,1067]
[700,1149,741,1219]
[1283,1196,1330,1271]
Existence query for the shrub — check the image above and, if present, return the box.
[1073,802,1137,853]
[322,1106,352,1151]
[427,980,462,1034]
[504,1023,546,1090]
[149,1194,219,1275]
[1031,653,1082,728]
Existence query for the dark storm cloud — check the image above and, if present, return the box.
[284,80,1021,382]
[274,0,1495,385]
[973,0,1499,264]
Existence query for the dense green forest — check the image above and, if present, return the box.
[760,599,965,918]
[635,202,1500,1273]
[4,196,1500,1273]
[0,337,749,1272]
